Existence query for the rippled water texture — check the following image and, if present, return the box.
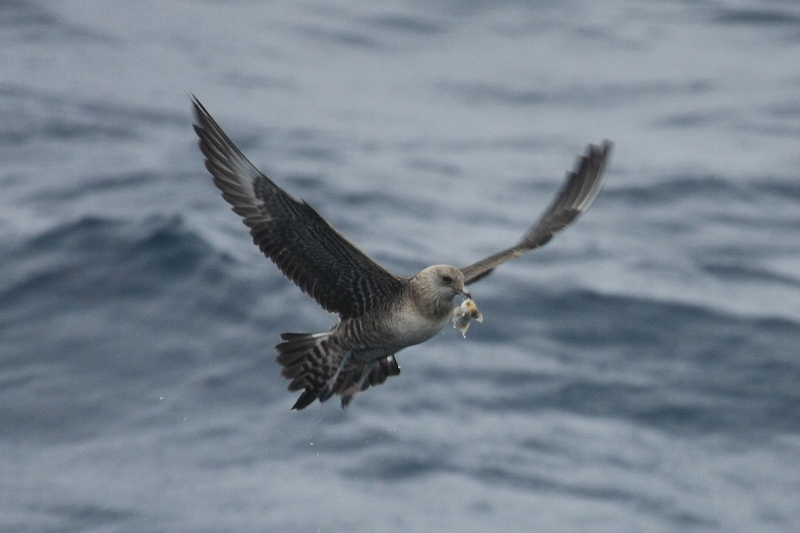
[1,1,799,531]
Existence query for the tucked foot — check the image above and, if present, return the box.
[319,351,352,402]
[340,362,374,407]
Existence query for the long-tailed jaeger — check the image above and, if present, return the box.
[191,97,612,410]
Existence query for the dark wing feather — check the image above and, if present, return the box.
[192,96,405,319]
[460,141,612,285]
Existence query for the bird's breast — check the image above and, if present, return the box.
[389,301,451,347]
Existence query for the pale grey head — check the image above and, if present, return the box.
[409,265,470,318]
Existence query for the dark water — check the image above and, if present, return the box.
[2,1,800,531]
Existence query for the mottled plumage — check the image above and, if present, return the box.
[192,96,612,409]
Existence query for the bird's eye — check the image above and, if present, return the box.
[441,275,452,284]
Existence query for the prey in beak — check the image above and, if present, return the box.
[452,298,483,338]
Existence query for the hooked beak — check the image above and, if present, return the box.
[457,288,471,299]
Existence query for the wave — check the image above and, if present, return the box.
[426,286,800,436]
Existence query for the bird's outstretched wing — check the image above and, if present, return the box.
[192,97,405,319]
[460,141,612,285]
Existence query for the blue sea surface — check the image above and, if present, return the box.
[1,1,800,531]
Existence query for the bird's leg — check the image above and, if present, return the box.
[319,351,352,402]
[340,361,375,408]
[355,362,372,391]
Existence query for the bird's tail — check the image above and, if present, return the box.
[275,332,401,410]
[275,332,336,410]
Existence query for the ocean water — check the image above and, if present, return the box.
[1,0,800,531]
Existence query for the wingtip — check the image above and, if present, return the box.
[597,139,613,180]
[189,94,206,122]
[575,139,613,212]
[589,139,613,160]
[599,139,613,160]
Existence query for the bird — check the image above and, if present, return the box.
[191,96,612,410]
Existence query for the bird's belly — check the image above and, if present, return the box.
[389,308,450,348]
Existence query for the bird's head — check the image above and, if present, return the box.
[411,265,470,305]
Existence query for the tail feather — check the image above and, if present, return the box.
[274,331,401,410]
[292,389,319,411]
[280,332,323,342]
[276,332,334,399]
[278,359,305,379]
